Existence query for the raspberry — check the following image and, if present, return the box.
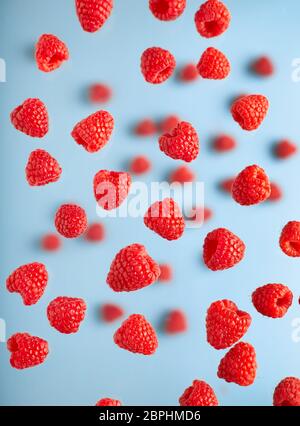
[7,332,49,370]
[279,221,300,257]
[165,309,187,334]
[213,134,236,152]
[96,398,122,406]
[144,198,185,240]
[217,342,257,386]
[47,296,86,334]
[232,164,271,206]
[251,56,274,77]
[269,182,282,202]
[159,121,199,162]
[273,377,300,406]
[93,170,132,210]
[231,94,269,131]
[10,98,48,138]
[169,165,195,184]
[149,0,186,21]
[203,228,245,271]
[101,303,124,322]
[252,284,293,318]
[71,110,114,153]
[6,262,48,306]
[113,314,158,355]
[55,204,87,238]
[135,119,157,136]
[195,0,231,38]
[274,139,297,159]
[158,263,173,282]
[25,149,62,186]
[89,83,112,103]
[220,177,234,194]
[189,207,212,223]
[206,300,251,349]
[179,64,198,82]
[141,47,176,84]
[107,243,160,292]
[35,34,69,72]
[41,233,61,251]
[197,47,230,80]
[179,380,218,406]
[159,115,180,134]
[130,156,151,175]
[75,0,113,33]
[84,222,105,242]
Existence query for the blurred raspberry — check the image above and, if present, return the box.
[189,207,213,223]
[158,263,173,282]
[165,309,187,334]
[269,182,282,202]
[89,83,112,103]
[251,56,274,77]
[35,34,69,72]
[195,0,231,38]
[130,156,151,175]
[41,233,61,251]
[141,47,176,84]
[197,47,230,79]
[85,223,105,242]
[169,165,195,184]
[179,380,218,406]
[135,119,157,136]
[274,139,297,159]
[179,64,198,82]
[102,303,124,323]
[213,134,236,152]
[159,115,180,133]
[149,0,186,21]
[220,177,235,194]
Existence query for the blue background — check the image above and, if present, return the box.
[0,0,300,406]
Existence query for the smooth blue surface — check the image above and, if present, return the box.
[0,0,300,406]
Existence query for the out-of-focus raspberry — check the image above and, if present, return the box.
[213,134,236,152]
[273,377,300,406]
[189,207,213,223]
[141,47,176,84]
[107,243,160,292]
[179,380,218,406]
[135,119,157,136]
[158,263,173,282]
[96,398,122,406]
[194,0,231,38]
[232,164,271,206]
[93,170,132,210]
[89,83,112,103]
[219,177,235,194]
[179,64,199,82]
[252,283,293,318]
[274,139,298,159]
[101,303,124,323]
[149,0,186,21]
[75,0,113,33]
[169,165,195,184]
[6,262,48,306]
[41,233,61,251]
[26,149,62,186]
[10,98,49,138]
[7,333,49,369]
[197,47,230,80]
[114,314,158,355]
[159,115,180,134]
[84,223,105,242]
[203,227,245,271]
[130,156,151,175]
[55,204,87,238]
[231,94,269,131]
[268,182,282,202]
[165,309,187,334]
[279,221,300,257]
[47,296,86,334]
[251,56,274,77]
[35,34,69,72]
[159,121,199,162]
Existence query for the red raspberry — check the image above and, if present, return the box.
[130,156,151,175]
[279,221,300,257]
[71,110,114,153]
[26,149,62,186]
[135,118,157,136]
[220,177,234,194]
[274,139,297,159]
[169,165,195,184]
[144,198,185,240]
[159,115,180,133]
[10,98,48,138]
[101,303,124,322]
[206,300,251,349]
[107,243,160,292]
[197,47,230,80]
[165,309,187,334]
[113,314,158,355]
[232,164,271,206]
[179,380,218,406]
[35,34,69,72]
[195,0,231,38]
[141,47,176,84]
[41,233,61,251]
[93,170,132,210]
[7,332,49,370]
[159,121,199,162]
[189,207,213,223]
[269,182,282,202]
[273,377,300,406]
[203,228,245,271]
[75,0,113,33]
[96,398,122,406]
[47,296,86,334]
[179,64,199,82]
[213,134,236,152]
[55,204,87,238]
[84,222,105,242]
[6,262,48,306]
[217,342,257,386]
[251,56,274,77]
[158,263,173,282]
[231,94,269,131]
[89,83,112,103]
[149,0,186,21]
[252,284,293,318]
